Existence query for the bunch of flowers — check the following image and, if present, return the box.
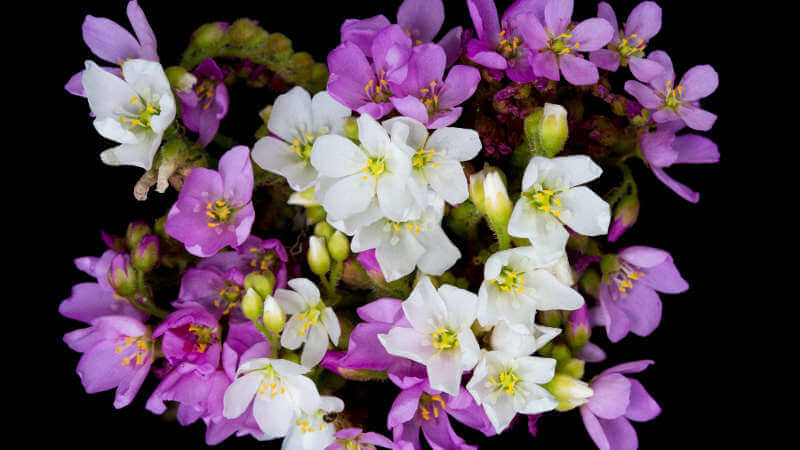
[60,1,718,448]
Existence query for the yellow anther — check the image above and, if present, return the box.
[129,97,138,104]
[207,223,217,228]
[560,33,573,38]
[131,119,141,126]
[147,104,155,113]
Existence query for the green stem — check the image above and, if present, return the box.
[488,217,512,250]
[251,318,280,358]
[327,260,344,304]
[133,276,169,319]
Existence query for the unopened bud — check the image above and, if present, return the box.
[558,358,585,380]
[165,66,196,92]
[244,271,275,298]
[608,194,640,243]
[262,295,286,333]
[468,170,487,214]
[565,304,591,350]
[579,268,601,299]
[288,188,318,207]
[126,221,152,250]
[525,103,569,157]
[327,231,350,261]
[544,373,593,412]
[551,343,572,362]
[314,221,335,239]
[228,19,264,46]
[484,171,513,228]
[191,22,229,48]
[538,310,564,329]
[132,235,159,273]
[308,236,331,275]
[343,117,359,141]
[600,254,621,276]
[340,257,373,289]
[241,288,264,321]
[108,254,138,297]
[305,206,327,225]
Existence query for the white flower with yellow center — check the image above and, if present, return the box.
[489,320,561,356]
[310,114,415,223]
[223,357,321,439]
[382,116,482,207]
[82,59,176,170]
[252,87,351,191]
[281,396,344,450]
[378,276,480,395]
[508,156,610,255]
[350,194,460,282]
[466,350,558,434]
[478,246,584,327]
[275,278,341,368]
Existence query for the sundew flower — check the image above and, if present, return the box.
[489,320,561,357]
[327,25,412,119]
[382,117,482,207]
[223,357,321,439]
[466,350,558,434]
[350,196,460,282]
[341,0,464,66]
[235,236,291,290]
[165,146,255,257]
[65,0,158,97]
[590,2,665,83]
[174,266,249,320]
[63,315,154,408]
[580,361,661,450]
[176,58,229,148]
[508,155,610,256]
[151,305,221,368]
[252,87,351,192]
[478,246,584,327]
[639,127,720,203]
[624,51,719,131]
[311,114,414,223]
[82,59,176,170]
[592,246,688,342]
[337,298,412,374]
[326,428,394,450]
[282,396,344,450]
[275,278,341,368]
[390,43,480,129]
[379,277,480,395]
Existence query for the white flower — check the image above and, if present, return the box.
[382,116,482,207]
[508,156,610,255]
[350,194,460,282]
[252,87,351,191]
[490,321,561,356]
[82,59,176,170]
[378,276,480,395]
[275,278,341,368]
[310,114,415,223]
[281,396,344,450]
[223,357,321,439]
[477,247,584,327]
[466,351,558,434]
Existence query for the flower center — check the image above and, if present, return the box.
[248,246,280,272]
[291,133,317,162]
[215,281,243,315]
[383,220,422,245]
[548,33,579,55]
[364,70,392,103]
[294,410,327,435]
[195,79,218,110]
[490,368,520,395]
[662,80,683,109]
[206,200,234,228]
[296,304,324,336]
[188,323,217,353]
[497,29,523,59]
[343,441,360,450]
[489,266,525,294]
[405,28,424,46]
[418,80,442,113]
[115,335,152,367]
[526,187,564,217]
[257,365,286,398]
[361,157,387,179]
[616,33,647,58]
[419,393,447,421]
[612,262,646,293]
[412,148,438,170]
[431,327,460,350]
[118,95,161,130]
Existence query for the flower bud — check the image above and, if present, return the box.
[191,22,229,48]
[108,254,138,297]
[287,188,318,207]
[484,171,513,228]
[608,194,640,243]
[308,236,331,275]
[228,19,264,46]
[305,205,327,225]
[525,103,569,157]
[164,66,196,92]
[557,358,585,380]
[101,231,126,252]
[468,169,487,214]
[357,250,386,284]
[126,221,152,250]
[132,235,159,273]
[565,304,591,350]
[340,257,373,289]
[551,343,572,362]
[244,271,276,298]
[343,117,359,141]
[538,310,563,329]
[327,231,350,261]
[544,373,593,412]
[314,221,335,239]
[262,295,286,333]
[600,254,621,276]
[241,288,264,321]
[579,268,601,299]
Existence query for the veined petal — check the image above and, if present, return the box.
[310,134,369,178]
[269,86,313,142]
[322,173,375,221]
[378,327,436,365]
[222,371,261,419]
[558,187,611,236]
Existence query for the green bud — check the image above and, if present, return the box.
[523,107,544,149]
[131,235,159,273]
[314,221,335,239]
[287,187,318,207]
[468,169,487,214]
[552,343,572,362]
[484,170,513,229]
[262,295,286,333]
[538,341,554,357]
[191,22,228,48]
[164,66,196,92]
[327,231,350,261]
[108,254,138,297]
[308,236,331,275]
[538,310,563,328]
[526,104,569,157]
[154,216,168,240]
[228,19,264,46]
[241,288,264,321]
[579,268,601,300]
[543,373,593,412]
[305,206,327,225]
[600,254,621,276]
[557,358,585,380]
[264,32,292,57]
[244,271,276,298]
[343,117,359,141]
[126,222,152,251]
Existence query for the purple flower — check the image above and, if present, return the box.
[338,298,411,372]
[59,249,148,323]
[151,305,222,368]
[235,236,290,289]
[580,360,661,450]
[517,0,616,85]
[327,428,394,450]
[177,58,230,148]
[590,2,665,83]
[390,43,480,128]
[639,127,720,203]
[327,25,412,119]
[147,366,231,431]
[591,247,688,342]
[65,0,158,97]
[624,51,719,131]
[63,315,154,408]
[388,374,494,450]
[341,0,464,66]
[173,266,248,321]
[357,249,386,283]
[165,146,255,257]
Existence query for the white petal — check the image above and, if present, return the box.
[281,315,308,350]
[512,245,565,270]
[532,324,561,351]
[121,59,172,100]
[287,278,321,305]
[223,371,261,419]
[517,384,558,414]
[328,199,384,236]
[516,356,557,385]
[426,350,463,396]
[403,276,446,330]
[351,220,389,252]
[558,187,611,236]
[407,171,430,210]
[540,155,603,188]
[99,134,161,170]
[508,200,570,255]
[271,358,311,376]
[288,374,322,413]
[94,116,140,144]
[319,395,345,413]
[322,173,375,221]
[310,135,369,178]
[424,160,469,205]
[438,285,478,329]
[375,231,426,282]
[253,395,293,438]
[321,307,341,345]
[150,93,176,134]
[82,60,138,119]
[269,86,313,142]
[311,91,351,135]
[490,321,538,356]
[524,270,584,310]
[521,159,540,192]
[378,327,436,364]
[274,289,306,315]
[457,328,481,370]
[252,137,317,191]
[415,225,460,276]
[358,114,391,157]
[377,173,414,222]
[426,127,482,161]
[300,325,329,368]
[236,357,270,375]
[383,116,429,150]
[484,395,518,433]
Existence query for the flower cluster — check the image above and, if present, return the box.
[60,1,718,449]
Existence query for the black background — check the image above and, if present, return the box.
[20,0,752,448]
